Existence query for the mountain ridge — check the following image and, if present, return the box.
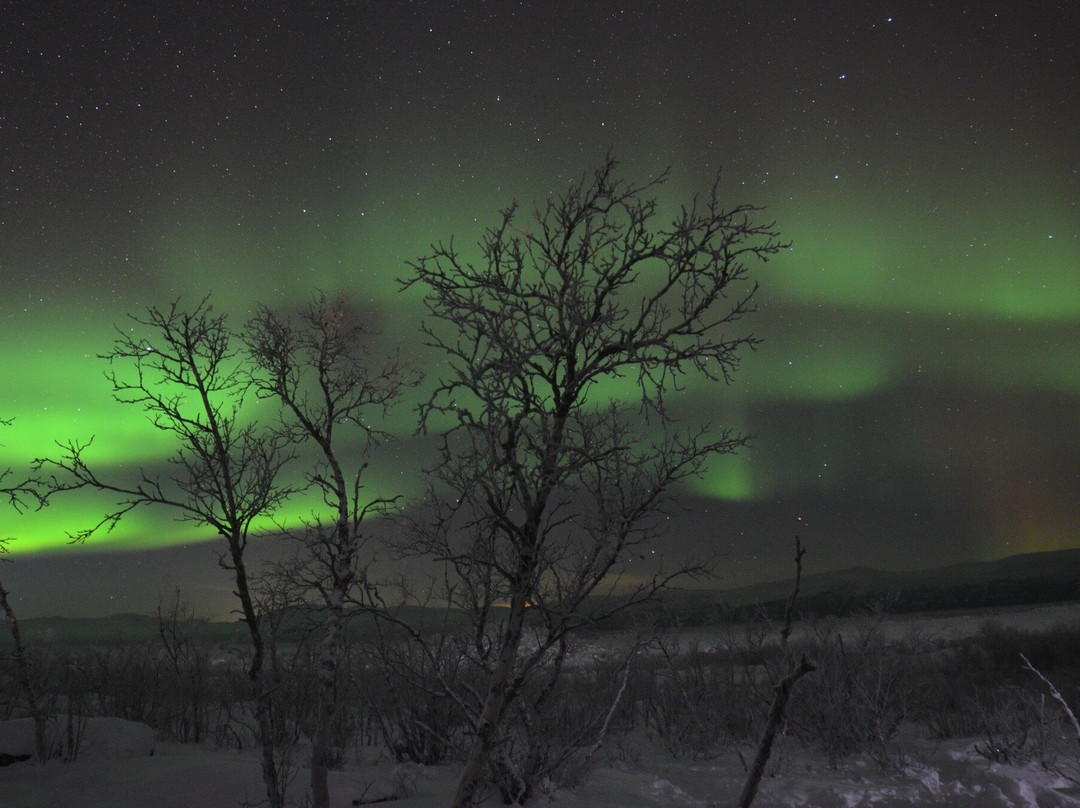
[5,547,1078,645]
[671,546,1080,621]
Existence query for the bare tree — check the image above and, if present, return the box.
[33,299,296,808]
[156,589,213,743]
[402,155,785,806]
[737,537,816,808]
[244,292,419,808]
[1,419,49,763]
[0,572,48,764]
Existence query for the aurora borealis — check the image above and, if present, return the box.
[3,2,1078,618]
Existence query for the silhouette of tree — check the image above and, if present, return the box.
[1,417,49,763]
[402,155,785,806]
[34,300,296,808]
[245,291,419,808]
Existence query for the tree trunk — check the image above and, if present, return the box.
[0,580,47,764]
[310,589,345,808]
[737,656,816,808]
[229,539,286,808]
[452,587,531,808]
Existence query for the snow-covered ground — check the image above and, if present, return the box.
[2,716,1078,807]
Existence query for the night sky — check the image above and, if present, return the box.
[3,2,1079,618]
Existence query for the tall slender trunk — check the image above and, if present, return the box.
[453,436,558,808]
[228,537,287,808]
[310,586,345,808]
[452,585,531,808]
[309,472,353,808]
[0,580,47,764]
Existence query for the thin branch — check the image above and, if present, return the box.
[1021,652,1080,750]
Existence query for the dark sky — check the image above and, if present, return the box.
[3,2,1079,618]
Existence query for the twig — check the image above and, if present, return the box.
[1021,652,1080,750]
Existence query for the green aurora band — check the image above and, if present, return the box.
[3,177,1079,558]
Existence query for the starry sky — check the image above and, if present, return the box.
[2,1,1078,618]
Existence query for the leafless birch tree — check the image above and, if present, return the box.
[33,300,296,808]
[245,292,418,808]
[402,156,785,806]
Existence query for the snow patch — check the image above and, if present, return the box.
[648,777,705,805]
[0,716,155,760]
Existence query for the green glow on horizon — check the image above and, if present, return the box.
[1,301,423,556]
[765,191,1080,322]
[4,160,1078,562]
[5,488,199,555]
[4,460,419,557]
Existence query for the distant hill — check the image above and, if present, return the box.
[4,548,1079,645]
[1,613,251,647]
[653,547,1080,624]
[0,603,469,648]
